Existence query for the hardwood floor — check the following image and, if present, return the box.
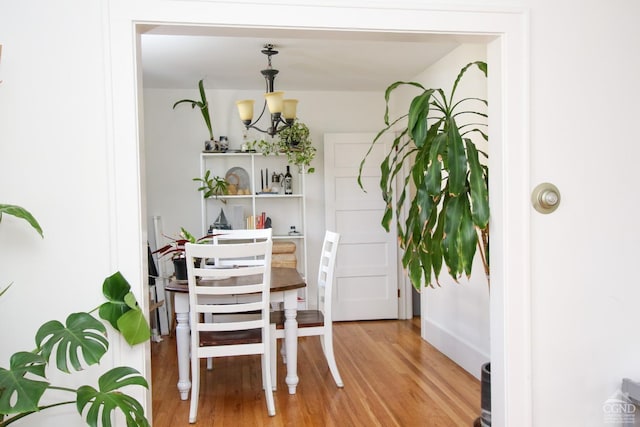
[151,318,480,426]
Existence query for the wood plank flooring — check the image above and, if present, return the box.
[151,318,480,426]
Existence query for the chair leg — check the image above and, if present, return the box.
[322,331,344,388]
[189,352,200,423]
[270,324,277,390]
[262,350,276,415]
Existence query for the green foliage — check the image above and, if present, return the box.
[152,227,213,260]
[0,273,150,426]
[76,367,149,427]
[35,313,108,373]
[173,79,214,141]
[359,61,489,290]
[0,204,43,297]
[277,120,316,173]
[0,204,43,237]
[98,272,151,346]
[256,121,317,173]
[193,169,228,199]
[0,205,150,425]
[0,352,48,415]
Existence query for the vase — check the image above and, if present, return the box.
[173,258,188,281]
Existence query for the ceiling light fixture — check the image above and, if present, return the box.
[236,44,298,137]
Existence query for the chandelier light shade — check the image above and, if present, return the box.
[236,44,298,136]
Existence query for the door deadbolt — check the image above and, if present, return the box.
[531,182,561,214]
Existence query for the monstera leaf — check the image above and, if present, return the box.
[0,352,48,415]
[76,367,150,427]
[98,272,150,346]
[35,313,108,373]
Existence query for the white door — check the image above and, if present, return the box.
[324,133,398,321]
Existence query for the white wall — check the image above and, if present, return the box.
[0,1,121,425]
[4,1,640,426]
[525,0,640,425]
[143,87,385,306]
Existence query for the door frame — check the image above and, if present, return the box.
[107,4,530,426]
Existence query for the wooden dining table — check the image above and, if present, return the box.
[165,267,306,399]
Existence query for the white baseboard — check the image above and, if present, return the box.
[421,317,490,380]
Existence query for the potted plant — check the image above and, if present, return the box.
[276,119,316,173]
[0,205,150,426]
[359,60,490,425]
[193,169,228,200]
[152,227,213,280]
[173,79,216,150]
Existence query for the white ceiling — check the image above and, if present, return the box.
[139,26,489,91]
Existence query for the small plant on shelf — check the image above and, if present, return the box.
[193,170,228,200]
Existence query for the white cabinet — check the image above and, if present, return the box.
[199,152,308,306]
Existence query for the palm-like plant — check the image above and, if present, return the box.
[173,79,214,141]
[359,61,489,290]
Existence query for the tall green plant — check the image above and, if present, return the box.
[358,61,489,290]
[173,79,214,141]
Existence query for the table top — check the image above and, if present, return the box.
[165,266,306,293]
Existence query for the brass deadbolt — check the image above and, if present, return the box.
[531,182,561,214]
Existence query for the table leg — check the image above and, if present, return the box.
[175,311,191,400]
[283,291,299,394]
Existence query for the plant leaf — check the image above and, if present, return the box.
[0,352,48,415]
[0,282,12,298]
[99,272,132,330]
[35,313,108,373]
[116,309,151,346]
[172,99,200,109]
[0,204,43,237]
[407,90,434,147]
[466,138,490,228]
[445,117,467,196]
[98,272,150,345]
[425,133,447,196]
[76,367,150,427]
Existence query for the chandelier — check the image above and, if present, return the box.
[236,44,298,137]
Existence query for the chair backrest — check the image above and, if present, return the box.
[209,228,273,267]
[185,240,273,357]
[317,231,340,321]
[210,228,273,242]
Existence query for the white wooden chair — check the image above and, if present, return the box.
[270,230,343,389]
[185,240,275,423]
[204,228,273,369]
[208,228,273,267]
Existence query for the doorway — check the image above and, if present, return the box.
[114,7,530,426]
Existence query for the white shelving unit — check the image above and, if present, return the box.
[199,152,308,307]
